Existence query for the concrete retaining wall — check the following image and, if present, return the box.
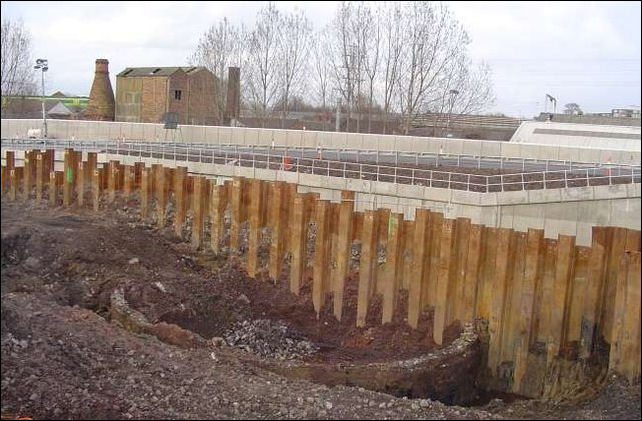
[3,118,640,164]
[93,152,641,246]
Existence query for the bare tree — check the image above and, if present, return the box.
[362,4,381,133]
[427,57,495,135]
[277,8,312,128]
[329,2,358,132]
[351,3,369,133]
[190,2,495,134]
[397,2,470,135]
[380,2,404,134]
[312,27,333,130]
[563,102,582,115]
[1,18,36,111]
[245,4,282,127]
[189,17,246,124]
[451,61,495,116]
[329,2,376,133]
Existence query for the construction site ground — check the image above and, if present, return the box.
[1,200,640,420]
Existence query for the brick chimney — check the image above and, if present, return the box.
[225,67,240,126]
[85,59,115,121]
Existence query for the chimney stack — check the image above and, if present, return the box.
[85,59,115,121]
[225,67,240,126]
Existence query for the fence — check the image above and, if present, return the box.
[413,113,526,129]
[3,139,640,194]
[1,148,640,399]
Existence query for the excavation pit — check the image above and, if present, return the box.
[1,200,488,407]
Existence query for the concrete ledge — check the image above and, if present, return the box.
[371,180,399,196]
[558,146,582,162]
[560,186,594,201]
[481,141,501,157]
[461,141,482,156]
[277,171,299,184]
[423,187,452,202]
[528,188,561,204]
[444,139,464,155]
[480,192,499,206]
[451,190,482,206]
[593,184,629,200]
[396,184,425,200]
[499,142,522,159]
[346,178,372,194]
[299,172,326,189]
[395,136,416,153]
[495,190,529,206]
[255,168,278,182]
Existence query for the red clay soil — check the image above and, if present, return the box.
[125,238,449,365]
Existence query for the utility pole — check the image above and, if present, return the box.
[545,94,557,116]
[34,58,48,138]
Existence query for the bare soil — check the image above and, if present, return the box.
[1,199,640,420]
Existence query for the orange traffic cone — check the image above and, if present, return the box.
[603,156,612,176]
[283,155,292,170]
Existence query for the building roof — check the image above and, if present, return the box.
[510,121,641,152]
[47,101,75,116]
[613,105,640,111]
[117,66,207,78]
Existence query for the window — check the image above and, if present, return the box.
[125,92,140,103]
[174,90,182,100]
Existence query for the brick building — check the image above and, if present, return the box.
[115,66,219,125]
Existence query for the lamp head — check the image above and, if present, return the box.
[34,59,48,70]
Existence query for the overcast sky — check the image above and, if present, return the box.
[2,1,640,118]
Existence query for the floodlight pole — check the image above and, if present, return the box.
[34,58,48,138]
[40,68,47,138]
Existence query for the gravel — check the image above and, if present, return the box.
[224,319,319,360]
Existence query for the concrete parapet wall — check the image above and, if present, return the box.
[3,119,640,164]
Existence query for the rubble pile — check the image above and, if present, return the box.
[224,319,319,360]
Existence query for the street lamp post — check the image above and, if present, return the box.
[34,58,48,138]
[445,89,459,138]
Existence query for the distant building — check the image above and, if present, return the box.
[115,66,218,125]
[47,101,76,120]
[1,92,88,119]
[611,106,640,119]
